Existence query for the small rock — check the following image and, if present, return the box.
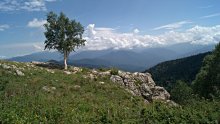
[42,86,56,93]
[99,81,105,84]
[91,69,98,75]
[89,73,97,80]
[31,61,43,64]
[16,70,25,76]
[74,85,81,89]
[64,71,72,75]
[98,71,111,77]
[72,67,82,72]
[51,87,56,90]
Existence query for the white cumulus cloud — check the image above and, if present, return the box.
[27,18,46,28]
[83,24,220,50]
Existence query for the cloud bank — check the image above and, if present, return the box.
[2,24,220,57]
[83,24,220,50]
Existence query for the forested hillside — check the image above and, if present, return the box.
[145,52,210,90]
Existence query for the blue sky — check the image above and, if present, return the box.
[0,0,220,58]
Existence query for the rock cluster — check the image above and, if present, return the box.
[63,67,82,75]
[110,70,171,103]
[0,63,25,76]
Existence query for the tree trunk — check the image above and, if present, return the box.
[64,51,68,70]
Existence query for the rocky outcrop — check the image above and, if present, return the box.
[110,70,171,103]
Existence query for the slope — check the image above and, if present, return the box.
[0,60,219,123]
[145,52,211,89]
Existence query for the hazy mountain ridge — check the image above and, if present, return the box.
[7,43,215,72]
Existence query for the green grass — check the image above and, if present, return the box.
[0,60,220,123]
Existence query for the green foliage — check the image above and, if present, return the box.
[110,68,118,75]
[170,80,193,104]
[140,100,220,124]
[146,52,210,91]
[44,12,85,53]
[193,43,220,98]
[44,11,86,69]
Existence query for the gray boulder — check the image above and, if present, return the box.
[16,70,25,76]
[110,75,124,86]
[110,70,172,103]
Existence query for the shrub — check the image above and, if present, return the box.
[110,68,118,75]
[170,80,193,104]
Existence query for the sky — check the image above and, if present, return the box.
[0,0,220,58]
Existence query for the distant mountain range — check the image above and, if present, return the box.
[8,51,62,62]
[8,42,216,72]
[145,52,211,91]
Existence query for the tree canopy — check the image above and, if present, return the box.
[44,12,86,69]
[193,42,220,98]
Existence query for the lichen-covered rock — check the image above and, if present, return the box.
[74,85,81,89]
[91,69,98,75]
[98,71,111,77]
[110,75,124,86]
[110,70,172,103]
[16,70,25,76]
[140,83,153,100]
[151,86,170,101]
[71,67,82,73]
[99,81,105,84]
[31,61,44,65]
